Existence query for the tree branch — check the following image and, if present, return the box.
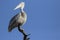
[23,34,30,40]
[18,26,30,40]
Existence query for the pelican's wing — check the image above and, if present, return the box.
[8,13,19,32]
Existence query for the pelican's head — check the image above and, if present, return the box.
[14,2,25,11]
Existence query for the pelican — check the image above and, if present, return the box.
[8,2,27,36]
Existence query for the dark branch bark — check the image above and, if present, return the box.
[23,34,30,40]
[18,26,30,40]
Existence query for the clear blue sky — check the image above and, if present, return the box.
[0,0,60,40]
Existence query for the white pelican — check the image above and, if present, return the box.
[8,2,27,36]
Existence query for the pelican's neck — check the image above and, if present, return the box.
[20,8,24,12]
[20,8,26,17]
[21,9,24,12]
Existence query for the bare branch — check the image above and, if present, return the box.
[23,34,30,40]
[18,26,30,40]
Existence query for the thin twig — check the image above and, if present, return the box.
[23,34,30,40]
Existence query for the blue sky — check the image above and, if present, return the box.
[0,0,60,40]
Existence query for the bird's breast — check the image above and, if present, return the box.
[17,13,27,24]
